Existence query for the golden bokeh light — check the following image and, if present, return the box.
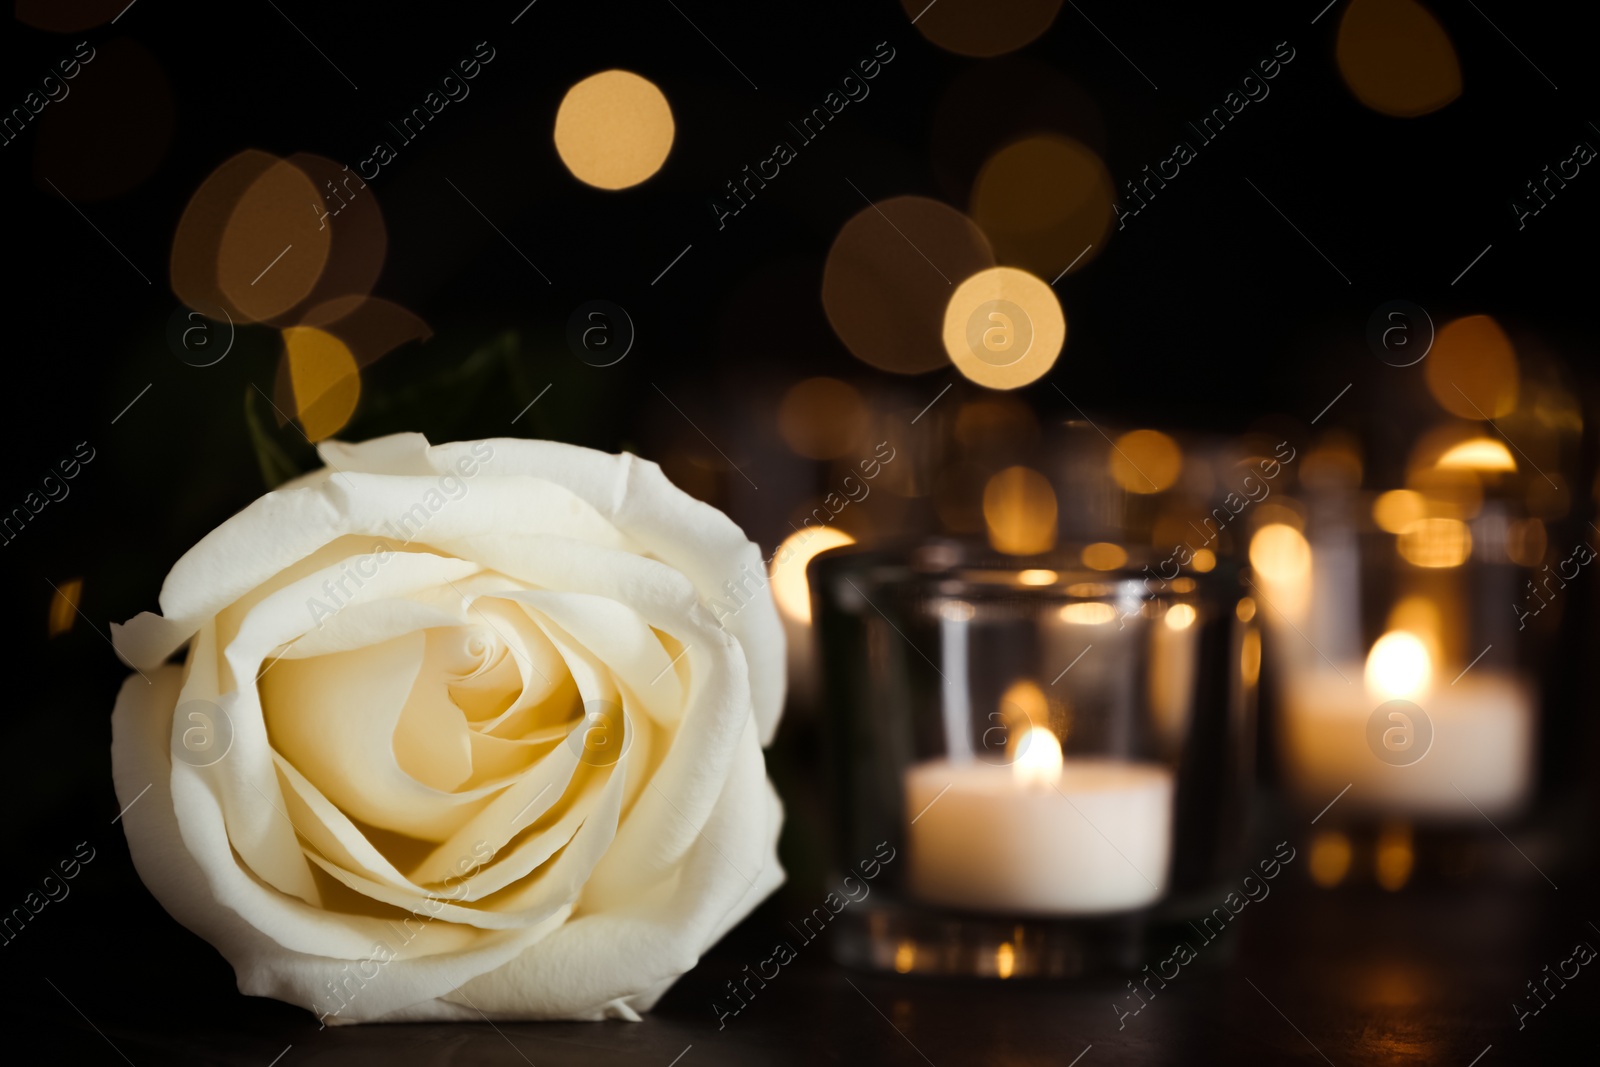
[1425,315,1518,420]
[554,70,674,190]
[1236,597,1257,622]
[1192,548,1217,573]
[1372,489,1427,533]
[778,378,869,459]
[282,326,361,442]
[1241,627,1261,685]
[770,527,857,624]
[1309,831,1354,888]
[894,940,916,974]
[287,152,389,311]
[221,160,336,323]
[1110,429,1182,494]
[942,266,1066,389]
[1059,602,1117,626]
[300,296,432,369]
[1336,0,1462,118]
[1081,542,1127,571]
[984,466,1058,555]
[901,0,1064,58]
[1017,568,1058,586]
[172,151,333,324]
[1376,822,1415,892]
[47,577,83,637]
[825,196,995,375]
[1165,603,1197,630]
[1435,437,1516,472]
[970,134,1114,277]
[1250,523,1311,583]
[1397,517,1472,568]
[996,941,1017,979]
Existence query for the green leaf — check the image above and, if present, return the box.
[244,387,303,489]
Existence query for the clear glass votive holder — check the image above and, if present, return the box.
[809,539,1258,978]
[1252,488,1550,888]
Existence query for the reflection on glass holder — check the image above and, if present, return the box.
[810,540,1256,977]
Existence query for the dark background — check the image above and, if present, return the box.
[2,0,1597,1062]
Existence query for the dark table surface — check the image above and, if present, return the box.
[9,837,1596,1066]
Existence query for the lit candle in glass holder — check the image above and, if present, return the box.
[904,720,1174,914]
[1280,627,1535,819]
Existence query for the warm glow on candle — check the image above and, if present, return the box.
[1012,726,1063,787]
[1164,603,1197,630]
[1365,631,1432,700]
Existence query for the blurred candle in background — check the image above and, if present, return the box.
[1279,627,1534,820]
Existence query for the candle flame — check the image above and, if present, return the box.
[1365,630,1431,700]
[1012,726,1063,787]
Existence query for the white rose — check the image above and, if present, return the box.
[109,433,786,1023]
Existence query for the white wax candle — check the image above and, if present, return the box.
[1280,668,1534,819]
[904,754,1174,914]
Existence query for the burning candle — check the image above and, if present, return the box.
[1280,629,1534,819]
[904,724,1174,914]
